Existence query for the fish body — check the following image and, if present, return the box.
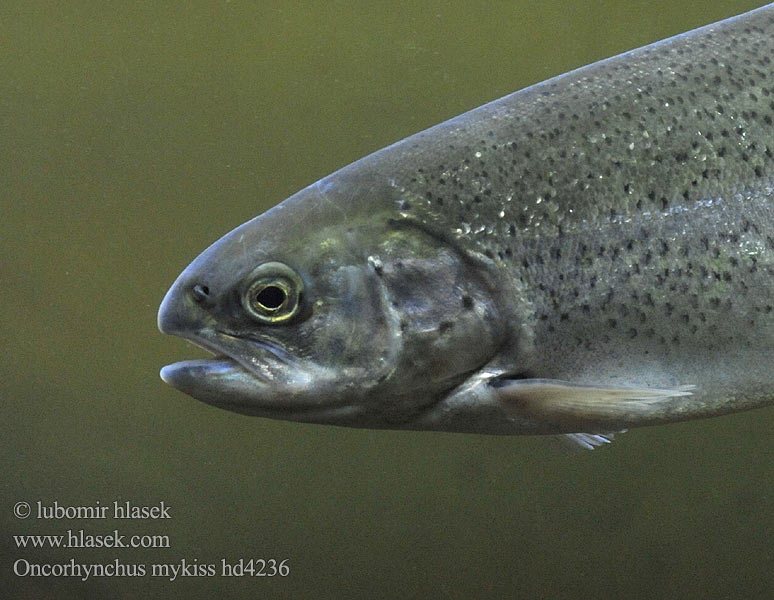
[159,5,774,444]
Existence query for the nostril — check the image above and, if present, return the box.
[191,284,210,303]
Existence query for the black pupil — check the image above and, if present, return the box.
[256,285,286,310]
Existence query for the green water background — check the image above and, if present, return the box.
[3,1,772,598]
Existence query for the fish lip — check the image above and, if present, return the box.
[159,355,355,418]
[158,356,273,413]
[160,330,359,416]
[160,330,314,411]
[161,328,292,384]
[160,356,245,387]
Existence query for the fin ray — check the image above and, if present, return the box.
[493,377,695,430]
[563,432,618,450]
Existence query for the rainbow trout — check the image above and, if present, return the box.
[159,5,774,447]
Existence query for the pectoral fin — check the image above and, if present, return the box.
[492,378,695,447]
[562,432,619,450]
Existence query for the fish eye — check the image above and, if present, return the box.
[242,262,303,324]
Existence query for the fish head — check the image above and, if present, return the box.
[158,181,511,428]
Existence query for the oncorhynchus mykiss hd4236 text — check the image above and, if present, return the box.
[158,4,774,448]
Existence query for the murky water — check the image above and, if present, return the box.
[3,2,772,598]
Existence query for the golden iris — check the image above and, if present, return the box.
[243,262,303,323]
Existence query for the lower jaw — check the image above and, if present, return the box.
[160,357,247,386]
[160,357,266,410]
[159,358,362,423]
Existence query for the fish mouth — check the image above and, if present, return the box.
[163,330,289,382]
[159,333,359,420]
[159,332,289,410]
[159,354,271,415]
